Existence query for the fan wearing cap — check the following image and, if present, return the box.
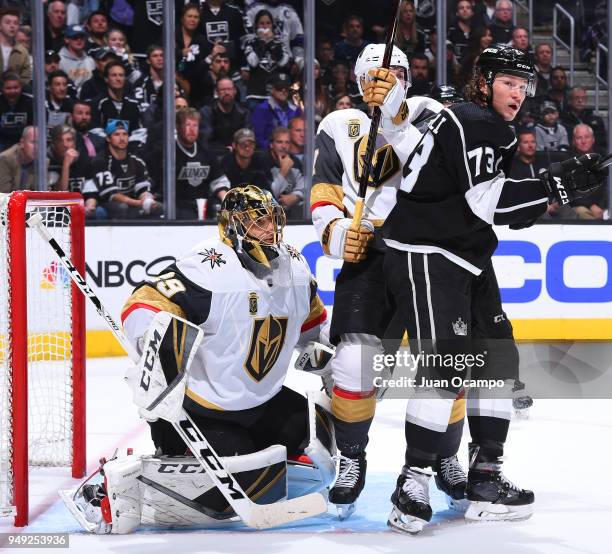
[84,10,109,58]
[79,47,120,103]
[534,100,569,152]
[251,73,302,149]
[368,45,608,532]
[58,24,95,89]
[0,7,31,86]
[91,119,162,219]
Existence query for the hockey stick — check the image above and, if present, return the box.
[593,152,612,172]
[352,0,401,228]
[26,212,327,530]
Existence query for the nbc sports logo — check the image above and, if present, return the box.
[40,261,70,290]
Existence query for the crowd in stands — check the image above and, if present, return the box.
[0,0,608,221]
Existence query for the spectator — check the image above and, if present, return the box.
[316,36,335,85]
[176,2,205,97]
[0,125,36,192]
[45,0,67,52]
[448,0,474,63]
[220,127,271,190]
[107,28,141,85]
[0,8,31,86]
[134,45,164,113]
[561,86,608,151]
[130,1,163,57]
[47,123,103,219]
[84,10,109,58]
[0,71,32,151]
[312,59,331,124]
[91,60,141,134]
[395,0,427,58]
[570,124,608,219]
[200,0,248,67]
[511,129,574,219]
[189,51,233,109]
[489,0,514,45]
[245,1,303,70]
[546,66,569,111]
[425,32,460,86]
[59,25,95,89]
[534,43,553,97]
[252,73,302,149]
[45,48,79,98]
[456,25,493,88]
[200,77,251,153]
[243,9,291,110]
[92,120,162,219]
[535,101,569,152]
[149,107,229,220]
[408,53,433,96]
[327,62,360,104]
[71,99,104,159]
[16,25,31,55]
[46,69,74,127]
[144,92,191,152]
[473,0,497,27]
[288,116,304,162]
[333,93,354,110]
[511,27,530,54]
[80,46,120,103]
[261,126,304,218]
[334,15,368,68]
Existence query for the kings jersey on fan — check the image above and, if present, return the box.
[311,98,442,242]
[121,238,327,413]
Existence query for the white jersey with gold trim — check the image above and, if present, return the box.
[122,238,326,413]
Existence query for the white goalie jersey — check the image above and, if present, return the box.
[121,238,327,413]
[310,97,443,252]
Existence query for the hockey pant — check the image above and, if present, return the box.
[384,250,518,468]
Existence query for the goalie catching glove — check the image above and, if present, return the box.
[322,218,374,263]
[541,153,607,205]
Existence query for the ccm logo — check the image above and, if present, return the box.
[553,176,569,204]
[140,329,162,391]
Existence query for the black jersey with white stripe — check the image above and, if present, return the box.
[383,101,549,274]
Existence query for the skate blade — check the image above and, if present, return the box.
[335,502,356,520]
[446,495,469,513]
[465,501,533,522]
[58,489,107,534]
[387,506,427,535]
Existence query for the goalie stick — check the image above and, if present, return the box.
[26,212,327,530]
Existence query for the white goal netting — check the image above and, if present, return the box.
[0,195,76,518]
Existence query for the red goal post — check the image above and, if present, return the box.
[0,191,86,527]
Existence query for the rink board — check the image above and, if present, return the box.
[40,223,612,356]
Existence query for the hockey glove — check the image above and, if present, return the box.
[541,153,607,205]
[322,218,374,263]
[363,68,408,125]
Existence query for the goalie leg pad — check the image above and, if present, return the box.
[124,311,204,423]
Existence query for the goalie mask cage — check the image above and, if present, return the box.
[0,191,86,527]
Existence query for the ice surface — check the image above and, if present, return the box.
[1,356,610,554]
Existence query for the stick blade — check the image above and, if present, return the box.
[244,492,328,529]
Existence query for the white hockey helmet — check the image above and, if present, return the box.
[355,43,411,97]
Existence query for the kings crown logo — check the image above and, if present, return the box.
[452,318,468,336]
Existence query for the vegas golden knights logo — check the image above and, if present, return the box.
[244,315,288,382]
[348,119,361,138]
[249,292,258,315]
[353,136,400,189]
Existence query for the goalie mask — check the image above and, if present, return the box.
[218,185,287,272]
[476,46,536,98]
[355,43,411,99]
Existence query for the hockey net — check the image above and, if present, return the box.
[0,192,86,527]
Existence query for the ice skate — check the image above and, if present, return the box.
[513,380,533,419]
[329,453,366,520]
[387,468,432,534]
[435,455,469,512]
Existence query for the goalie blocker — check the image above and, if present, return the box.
[62,311,336,534]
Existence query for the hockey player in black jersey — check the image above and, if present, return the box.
[366,46,607,533]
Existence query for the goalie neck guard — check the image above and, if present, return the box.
[218,185,287,271]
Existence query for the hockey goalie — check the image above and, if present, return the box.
[61,186,336,533]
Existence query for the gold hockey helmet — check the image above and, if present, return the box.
[218,185,286,267]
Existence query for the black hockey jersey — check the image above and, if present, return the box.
[92,151,151,201]
[383,102,550,274]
